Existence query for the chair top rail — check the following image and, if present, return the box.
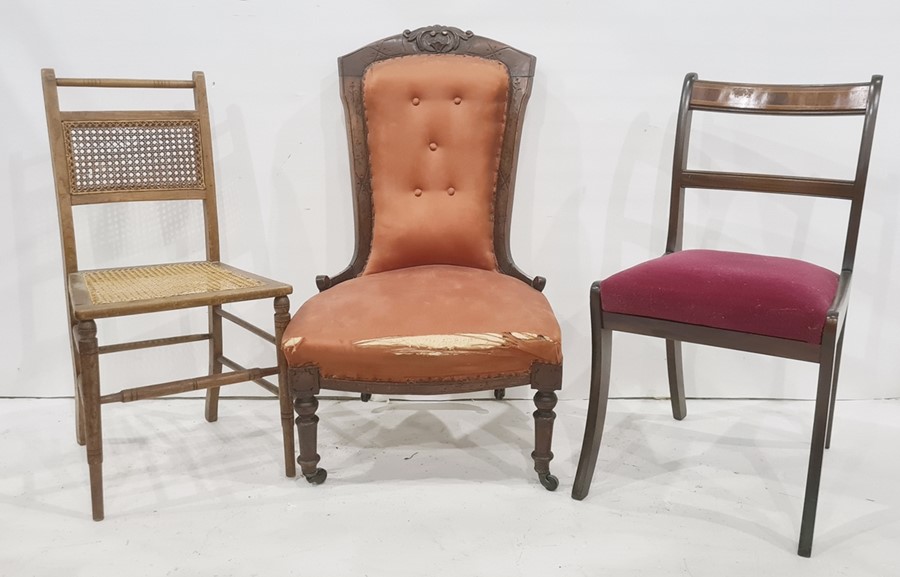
[55,77,195,89]
[690,79,875,115]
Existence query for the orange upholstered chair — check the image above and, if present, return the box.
[281,26,563,490]
[572,73,882,557]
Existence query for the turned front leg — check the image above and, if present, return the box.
[76,319,104,520]
[294,393,326,484]
[273,296,296,478]
[532,389,559,491]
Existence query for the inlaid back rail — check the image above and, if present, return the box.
[689,80,871,115]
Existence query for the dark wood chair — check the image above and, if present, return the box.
[42,70,296,520]
[281,26,563,490]
[571,73,882,557]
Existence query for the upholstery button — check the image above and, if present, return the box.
[429,142,438,151]
[412,97,420,106]
[453,97,462,105]
[447,187,455,196]
[414,188,422,197]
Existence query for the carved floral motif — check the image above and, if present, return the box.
[402,25,474,53]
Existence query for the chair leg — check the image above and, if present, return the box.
[294,392,326,485]
[204,305,223,422]
[532,389,559,491]
[825,326,846,450]
[273,296,296,478]
[572,281,612,500]
[70,318,86,446]
[76,320,104,521]
[572,328,612,500]
[666,339,687,420]
[798,321,838,557]
[74,382,87,446]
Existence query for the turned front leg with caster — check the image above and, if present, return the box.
[532,389,559,491]
[294,393,327,485]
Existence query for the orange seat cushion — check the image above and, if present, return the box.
[282,265,562,383]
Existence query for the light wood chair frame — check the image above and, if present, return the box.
[571,73,882,557]
[287,26,563,490]
[42,69,295,520]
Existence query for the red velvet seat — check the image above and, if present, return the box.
[571,73,882,558]
[601,250,839,344]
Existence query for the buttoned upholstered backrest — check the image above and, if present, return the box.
[333,26,537,284]
[362,54,508,274]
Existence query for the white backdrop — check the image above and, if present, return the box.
[2,0,899,400]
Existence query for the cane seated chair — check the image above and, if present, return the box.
[571,73,882,557]
[281,26,563,489]
[42,70,296,520]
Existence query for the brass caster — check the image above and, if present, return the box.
[361,393,372,402]
[304,468,328,485]
[538,473,559,491]
[493,388,506,400]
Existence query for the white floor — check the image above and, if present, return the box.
[1,396,898,576]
